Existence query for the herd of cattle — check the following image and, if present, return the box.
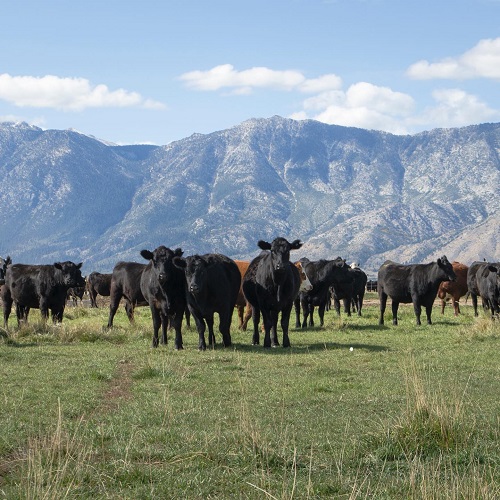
[0,238,498,350]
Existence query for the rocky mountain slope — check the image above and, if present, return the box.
[0,117,498,276]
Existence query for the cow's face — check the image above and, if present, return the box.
[0,256,12,285]
[141,246,183,285]
[295,262,313,292]
[437,256,456,281]
[173,255,207,296]
[54,261,85,287]
[258,238,303,276]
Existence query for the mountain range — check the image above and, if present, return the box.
[0,116,498,277]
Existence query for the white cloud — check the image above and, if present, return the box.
[410,88,498,128]
[0,74,166,111]
[179,64,341,94]
[407,37,500,80]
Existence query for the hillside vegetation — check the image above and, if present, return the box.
[0,297,499,498]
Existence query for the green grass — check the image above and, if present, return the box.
[0,295,499,498]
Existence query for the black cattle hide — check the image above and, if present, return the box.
[86,272,112,308]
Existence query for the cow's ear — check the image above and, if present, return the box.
[76,262,83,269]
[174,248,184,257]
[290,239,303,250]
[54,262,62,270]
[140,250,154,261]
[6,256,11,265]
[173,256,186,269]
[488,265,498,274]
[437,258,442,266]
[258,240,271,250]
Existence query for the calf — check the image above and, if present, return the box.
[295,257,351,328]
[437,261,469,316]
[378,256,456,325]
[107,261,147,328]
[86,272,112,308]
[174,253,240,350]
[2,261,85,327]
[140,246,186,348]
[242,238,303,347]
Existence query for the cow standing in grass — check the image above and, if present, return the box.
[174,253,240,350]
[378,256,456,326]
[243,238,302,348]
[140,246,186,349]
[437,261,469,316]
[87,272,112,308]
[2,261,85,327]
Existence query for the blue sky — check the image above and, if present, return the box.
[1,0,500,145]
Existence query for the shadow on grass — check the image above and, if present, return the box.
[228,340,390,354]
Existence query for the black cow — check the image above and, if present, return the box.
[173,253,240,350]
[295,257,351,328]
[67,284,86,306]
[86,272,112,308]
[2,261,85,327]
[140,246,186,349]
[243,238,302,347]
[468,262,500,318]
[349,266,368,316]
[107,261,147,328]
[0,256,12,285]
[378,256,456,325]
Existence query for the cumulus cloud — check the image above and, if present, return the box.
[0,74,165,111]
[179,64,341,93]
[407,37,500,80]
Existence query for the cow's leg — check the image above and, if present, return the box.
[308,305,315,327]
[440,299,446,315]
[294,297,301,328]
[251,306,261,345]
[39,298,50,322]
[471,293,478,317]
[107,288,122,328]
[261,309,273,348]
[171,309,184,350]
[2,289,12,329]
[236,304,244,330]
[333,298,341,316]
[343,298,351,317]
[454,299,460,315]
[218,310,232,347]
[301,300,309,328]
[241,302,252,331]
[90,289,98,308]
[318,303,326,327]
[270,310,279,347]
[125,300,135,324]
[391,300,400,325]
[379,291,387,325]
[412,299,422,325]
[425,304,433,325]
[281,305,293,348]
[150,306,162,348]
[207,314,216,347]
[357,293,364,316]
[192,313,207,351]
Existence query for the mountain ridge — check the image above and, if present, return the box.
[0,117,498,277]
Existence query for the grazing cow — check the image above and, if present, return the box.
[2,261,85,327]
[173,253,240,350]
[107,261,147,328]
[140,246,186,348]
[437,261,469,316]
[295,257,351,328]
[242,238,303,347]
[378,256,456,326]
[0,256,12,285]
[86,272,112,308]
[468,261,500,318]
[67,284,86,306]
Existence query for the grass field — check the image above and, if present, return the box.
[0,294,499,499]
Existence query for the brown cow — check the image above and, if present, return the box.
[235,259,312,331]
[437,261,469,316]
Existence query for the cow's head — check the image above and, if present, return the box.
[173,255,207,296]
[295,261,313,292]
[141,246,183,285]
[258,237,303,276]
[54,261,85,287]
[0,255,12,285]
[437,255,456,281]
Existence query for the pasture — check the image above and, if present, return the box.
[0,295,499,498]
